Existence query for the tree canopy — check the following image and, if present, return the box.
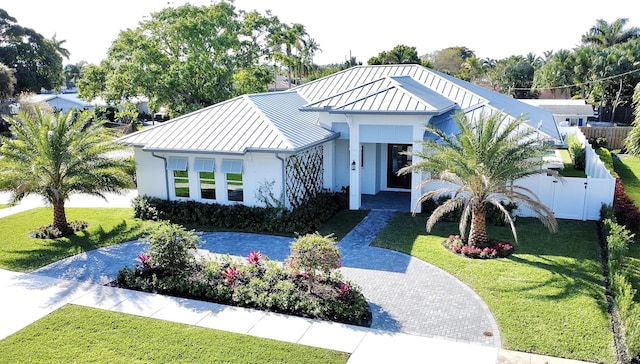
[0,9,64,93]
[367,44,421,65]
[77,3,320,117]
[581,18,640,48]
[426,46,475,76]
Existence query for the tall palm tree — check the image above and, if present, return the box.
[0,107,133,234]
[581,18,640,47]
[49,33,70,59]
[400,111,558,247]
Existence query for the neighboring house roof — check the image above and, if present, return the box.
[520,99,595,118]
[120,64,562,154]
[119,91,337,154]
[27,93,92,110]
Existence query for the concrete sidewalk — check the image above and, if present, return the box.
[0,269,500,363]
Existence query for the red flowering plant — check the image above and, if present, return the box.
[443,235,513,259]
[137,253,154,268]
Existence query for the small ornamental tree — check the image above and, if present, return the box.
[286,233,341,293]
[146,222,199,274]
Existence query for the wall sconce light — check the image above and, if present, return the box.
[351,161,356,171]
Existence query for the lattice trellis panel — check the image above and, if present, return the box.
[285,145,324,209]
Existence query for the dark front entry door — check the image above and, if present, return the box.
[387,144,412,189]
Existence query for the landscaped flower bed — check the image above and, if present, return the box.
[442,235,514,259]
[113,223,371,327]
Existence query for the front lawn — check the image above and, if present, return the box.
[371,215,615,363]
[0,208,156,272]
[0,305,348,364]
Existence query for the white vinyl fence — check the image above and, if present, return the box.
[516,126,615,221]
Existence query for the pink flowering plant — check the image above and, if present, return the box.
[137,253,154,269]
[443,234,513,259]
[115,230,371,327]
[247,250,264,265]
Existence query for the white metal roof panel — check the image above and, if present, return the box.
[294,65,560,141]
[119,92,337,153]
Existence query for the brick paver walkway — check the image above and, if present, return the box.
[34,210,501,347]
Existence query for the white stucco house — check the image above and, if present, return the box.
[119,64,562,213]
[27,93,93,113]
[520,99,595,127]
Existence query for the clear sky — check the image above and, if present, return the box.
[2,0,638,66]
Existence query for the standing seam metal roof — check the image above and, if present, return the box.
[119,64,561,153]
[118,91,337,153]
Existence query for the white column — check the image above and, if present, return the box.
[323,141,335,191]
[411,124,424,213]
[349,120,361,210]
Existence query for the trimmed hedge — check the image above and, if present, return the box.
[132,192,347,235]
[613,178,640,236]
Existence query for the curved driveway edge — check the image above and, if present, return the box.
[32,210,501,347]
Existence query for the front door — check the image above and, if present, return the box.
[387,144,412,189]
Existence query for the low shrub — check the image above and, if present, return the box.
[596,148,618,178]
[114,232,371,327]
[601,215,640,360]
[589,136,609,149]
[146,222,199,274]
[30,220,89,239]
[613,178,640,236]
[286,233,341,293]
[568,134,586,171]
[442,235,513,259]
[132,192,347,235]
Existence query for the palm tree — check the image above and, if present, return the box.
[400,111,558,247]
[49,33,70,59]
[0,107,133,234]
[581,18,640,47]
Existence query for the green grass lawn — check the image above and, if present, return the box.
[614,155,640,205]
[0,305,348,364]
[371,215,615,363]
[0,204,8,209]
[558,149,587,178]
[0,208,156,272]
[612,155,640,301]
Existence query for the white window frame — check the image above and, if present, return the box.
[194,158,216,200]
[167,156,189,199]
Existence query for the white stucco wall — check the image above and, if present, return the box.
[135,149,285,207]
[134,148,168,199]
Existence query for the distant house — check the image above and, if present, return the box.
[119,64,562,213]
[267,74,292,92]
[27,93,93,113]
[521,99,595,127]
[89,96,150,115]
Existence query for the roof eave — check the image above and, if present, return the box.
[136,132,340,156]
[327,103,457,116]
